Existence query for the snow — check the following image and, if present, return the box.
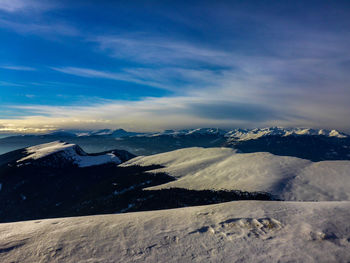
[76,153,121,168]
[18,141,77,161]
[122,147,350,201]
[2,143,350,262]
[34,127,348,143]
[131,127,348,140]
[148,128,227,137]
[1,201,350,262]
[225,127,348,141]
[17,141,121,167]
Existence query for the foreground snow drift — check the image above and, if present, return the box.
[17,141,121,167]
[1,201,350,263]
[122,147,350,201]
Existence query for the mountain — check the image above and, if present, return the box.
[225,127,348,141]
[123,147,350,201]
[0,127,349,161]
[0,130,227,156]
[1,144,350,262]
[0,143,271,223]
[75,128,143,137]
[149,128,227,137]
[226,134,350,161]
[3,141,133,168]
[111,128,143,138]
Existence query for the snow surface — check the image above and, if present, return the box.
[2,144,350,262]
[17,141,121,167]
[1,201,350,263]
[122,147,350,201]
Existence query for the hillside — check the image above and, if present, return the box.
[0,143,272,223]
[123,147,350,201]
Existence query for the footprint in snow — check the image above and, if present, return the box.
[190,217,282,240]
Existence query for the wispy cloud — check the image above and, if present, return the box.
[0,17,79,36]
[91,35,229,66]
[0,0,57,13]
[51,66,173,90]
[0,0,77,37]
[0,81,25,87]
[1,65,36,71]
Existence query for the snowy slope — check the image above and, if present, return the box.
[122,147,350,201]
[17,141,121,167]
[1,201,350,263]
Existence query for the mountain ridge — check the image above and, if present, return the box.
[1,127,349,161]
[45,127,349,139]
[3,141,135,168]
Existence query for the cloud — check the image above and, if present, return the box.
[186,102,283,122]
[51,66,172,90]
[0,0,57,13]
[47,30,350,132]
[1,2,350,133]
[0,81,25,87]
[0,18,79,36]
[0,0,77,37]
[91,35,229,66]
[1,65,36,71]
[0,123,56,133]
[2,86,350,133]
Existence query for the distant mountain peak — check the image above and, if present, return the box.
[90,129,114,136]
[149,128,227,137]
[225,127,348,141]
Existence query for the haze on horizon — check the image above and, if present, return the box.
[1,0,350,133]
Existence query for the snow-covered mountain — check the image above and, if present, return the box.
[148,127,348,139]
[225,127,348,141]
[43,127,349,139]
[148,128,227,137]
[123,147,350,201]
[73,128,143,137]
[0,142,271,223]
[1,143,350,262]
[16,141,123,168]
[1,127,349,160]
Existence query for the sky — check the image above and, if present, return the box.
[0,0,350,133]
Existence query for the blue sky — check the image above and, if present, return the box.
[1,0,350,133]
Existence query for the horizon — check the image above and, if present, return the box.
[0,126,348,136]
[1,0,350,133]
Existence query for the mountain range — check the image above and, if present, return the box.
[1,127,349,161]
[34,127,349,139]
[0,142,271,223]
